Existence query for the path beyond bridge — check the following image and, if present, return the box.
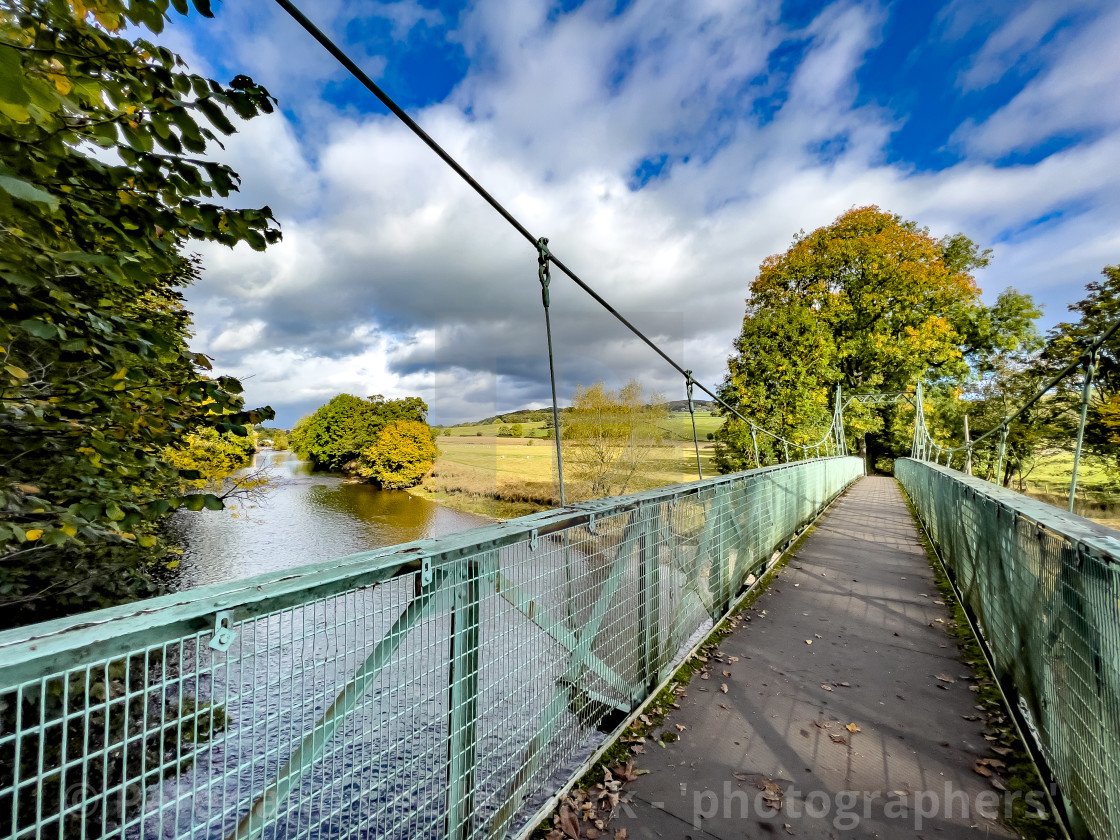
[615,477,1023,839]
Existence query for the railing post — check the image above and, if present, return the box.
[446,558,481,840]
[1069,348,1097,512]
[751,425,760,468]
[995,424,1009,488]
[711,487,731,616]
[636,504,660,692]
[963,415,972,476]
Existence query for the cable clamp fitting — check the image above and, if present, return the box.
[536,237,552,307]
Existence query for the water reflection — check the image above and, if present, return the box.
[164,450,490,589]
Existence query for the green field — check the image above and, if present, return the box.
[411,433,720,519]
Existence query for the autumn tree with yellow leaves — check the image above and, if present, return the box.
[715,206,1039,471]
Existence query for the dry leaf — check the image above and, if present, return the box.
[728,656,739,662]
[992,746,1013,756]
[700,672,710,680]
[805,639,813,645]
[585,829,599,839]
[630,745,645,755]
[973,760,993,778]
[936,674,956,683]
[675,724,687,732]
[614,830,628,840]
[547,830,565,840]
[845,723,861,733]
[820,684,833,691]
[829,734,847,744]
[559,805,581,838]
[784,824,796,835]
[720,683,729,693]
[723,670,732,677]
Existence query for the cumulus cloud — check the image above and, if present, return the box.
[164,0,1119,426]
[951,2,1120,157]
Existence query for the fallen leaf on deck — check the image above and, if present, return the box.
[820,684,833,691]
[973,760,993,777]
[845,723,861,733]
[829,734,847,744]
[559,805,580,838]
[720,683,729,693]
[784,823,796,835]
[805,640,813,645]
[936,674,956,684]
[675,724,687,732]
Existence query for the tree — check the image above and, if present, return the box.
[358,420,438,489]
[714,302,837,471]
[1042,265,1120,470]
[510,423,524,438]
[497,424,513,437]
[290,394,429,471]
[0,0,280,624]
[162,427,271,504]
[717,206,1038,469]
[563,381,668,498]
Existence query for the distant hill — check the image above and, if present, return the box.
[663,399,716,413]
[436,400,716,428]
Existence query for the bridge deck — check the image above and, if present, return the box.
[613,476,1018,839]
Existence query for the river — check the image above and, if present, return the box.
[150,449,609,840]
[163,449,492,589]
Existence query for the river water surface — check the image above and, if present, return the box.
[164,450,491,589]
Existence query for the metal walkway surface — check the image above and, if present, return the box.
[616,476,1020,839]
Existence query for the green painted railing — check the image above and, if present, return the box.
[897,458,1120,840]
[0,457,862,840]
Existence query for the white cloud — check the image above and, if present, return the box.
[161,0,1120,426]
[952,3,1120,156]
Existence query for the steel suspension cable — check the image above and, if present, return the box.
[272,0,844,463]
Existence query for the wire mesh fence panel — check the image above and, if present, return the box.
[896,458,1120,840]
[0,457,862,840]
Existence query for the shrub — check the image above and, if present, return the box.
[359,420,438,489]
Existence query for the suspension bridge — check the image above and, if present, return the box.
[2,4,1118,839]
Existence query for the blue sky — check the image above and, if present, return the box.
[158,0,1120,426]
